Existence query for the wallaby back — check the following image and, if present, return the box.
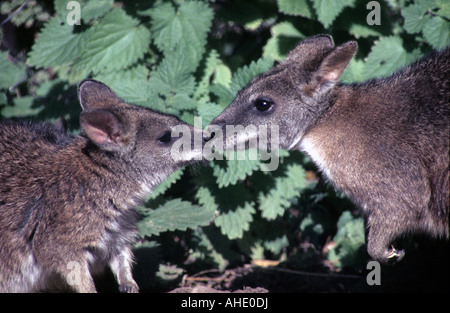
[0,79,202,292]
[210,35,449,263]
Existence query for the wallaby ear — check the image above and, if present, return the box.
[78,79,120,111]
[286,34,335,64]
[80,109,126,151]
[306,41,357,93]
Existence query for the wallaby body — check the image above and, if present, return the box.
[0,80,202,292]
[210,35,449,263]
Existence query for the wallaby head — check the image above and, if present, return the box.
[209,35,449,264]
[210,35,357,150]
[0,79,204,293]
[78,79,201,187]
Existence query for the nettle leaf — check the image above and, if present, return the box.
[258,164,307,220]
[277,0,313,18]
[312,0,356,28]
[196,182,255,240]
[0,52,26,90]
[149,48,196,97]
[402,3,431,34]
[327,211,366,268]
[27,17,84,68]
[362,36,421,80]
[138,198,215,237]
[422,16,450,50]
[212,150,262,188]
[54,0,113,22]
[263,22,304,61]
[148,1,213,70]
[94,65,156,107]
[229,58,274,97]
[197,102,224,128]
[147,169,184,200]
[72,8,150,75]
[214,202,256,240]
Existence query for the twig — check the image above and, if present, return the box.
[1,0,31,26]
[263,266,363,280]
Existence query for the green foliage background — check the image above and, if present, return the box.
[1,0,449,291]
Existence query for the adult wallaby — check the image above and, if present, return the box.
[209,35,449,264]
[0,79,204,292]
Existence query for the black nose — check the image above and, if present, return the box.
[203,121,225,142]
[202,130,215,142]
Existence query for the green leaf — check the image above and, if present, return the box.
[422,16,450,50]
[402,3,430,34]
[72,9,150,75]
[214,202,256,240]
[1,96,40,118]
[327,211,366,268]
[258,164,307,220]
[147,169,184,200]
[147,1,214,70]
[263,22,304,61]
[362,36,421,80]
[138,198,215,237]
[277,0,313,18]
[229,57,274,97]
[212,150,262,188]
[27,17,84,68]
[0,52,26,90]
[312,0,356,28]
[94,65,155,106]
[149,48,196,97]
[197,102,224,128]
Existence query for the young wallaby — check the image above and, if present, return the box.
[209,35,449,264]
[0,79,204,292]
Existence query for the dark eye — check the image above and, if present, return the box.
[157,130,172,144]
[253,97,274,112]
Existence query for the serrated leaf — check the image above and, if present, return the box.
[72,9,150,75]
[148,1,213,71]
[362,36,421,80]
[263,22,304,61]
[422,16,450,50]
[214,202,256,240]
[327,211,366,268]
[312,0,356,28]
[27,17,84,68]
[277,0,313,18]
[341,58,365,83]
[212,150,262,188]
[0,52,26,90]
[197,102,224,128]
[402,3,430,34]
[138,198,215,237]
[94,65,155,106]
[149,48,196,97]
[229,58,274,97]
[1,96,41,118]
[147,169,184,200]
[263,235,289,255]
[258,164,307,220]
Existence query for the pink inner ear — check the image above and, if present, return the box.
[322,70,339,82]
[84,124,109,145]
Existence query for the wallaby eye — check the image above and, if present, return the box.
[253,97,274,112]
[157,130,172,145]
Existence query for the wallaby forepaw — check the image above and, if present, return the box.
[119,282,139,293]
[385,245,405,263]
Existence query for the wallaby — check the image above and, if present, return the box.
[209,35,449,264]
[0,79,204,292]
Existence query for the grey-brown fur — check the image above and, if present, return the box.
[0,79,203,292]
[210,35,449,263]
